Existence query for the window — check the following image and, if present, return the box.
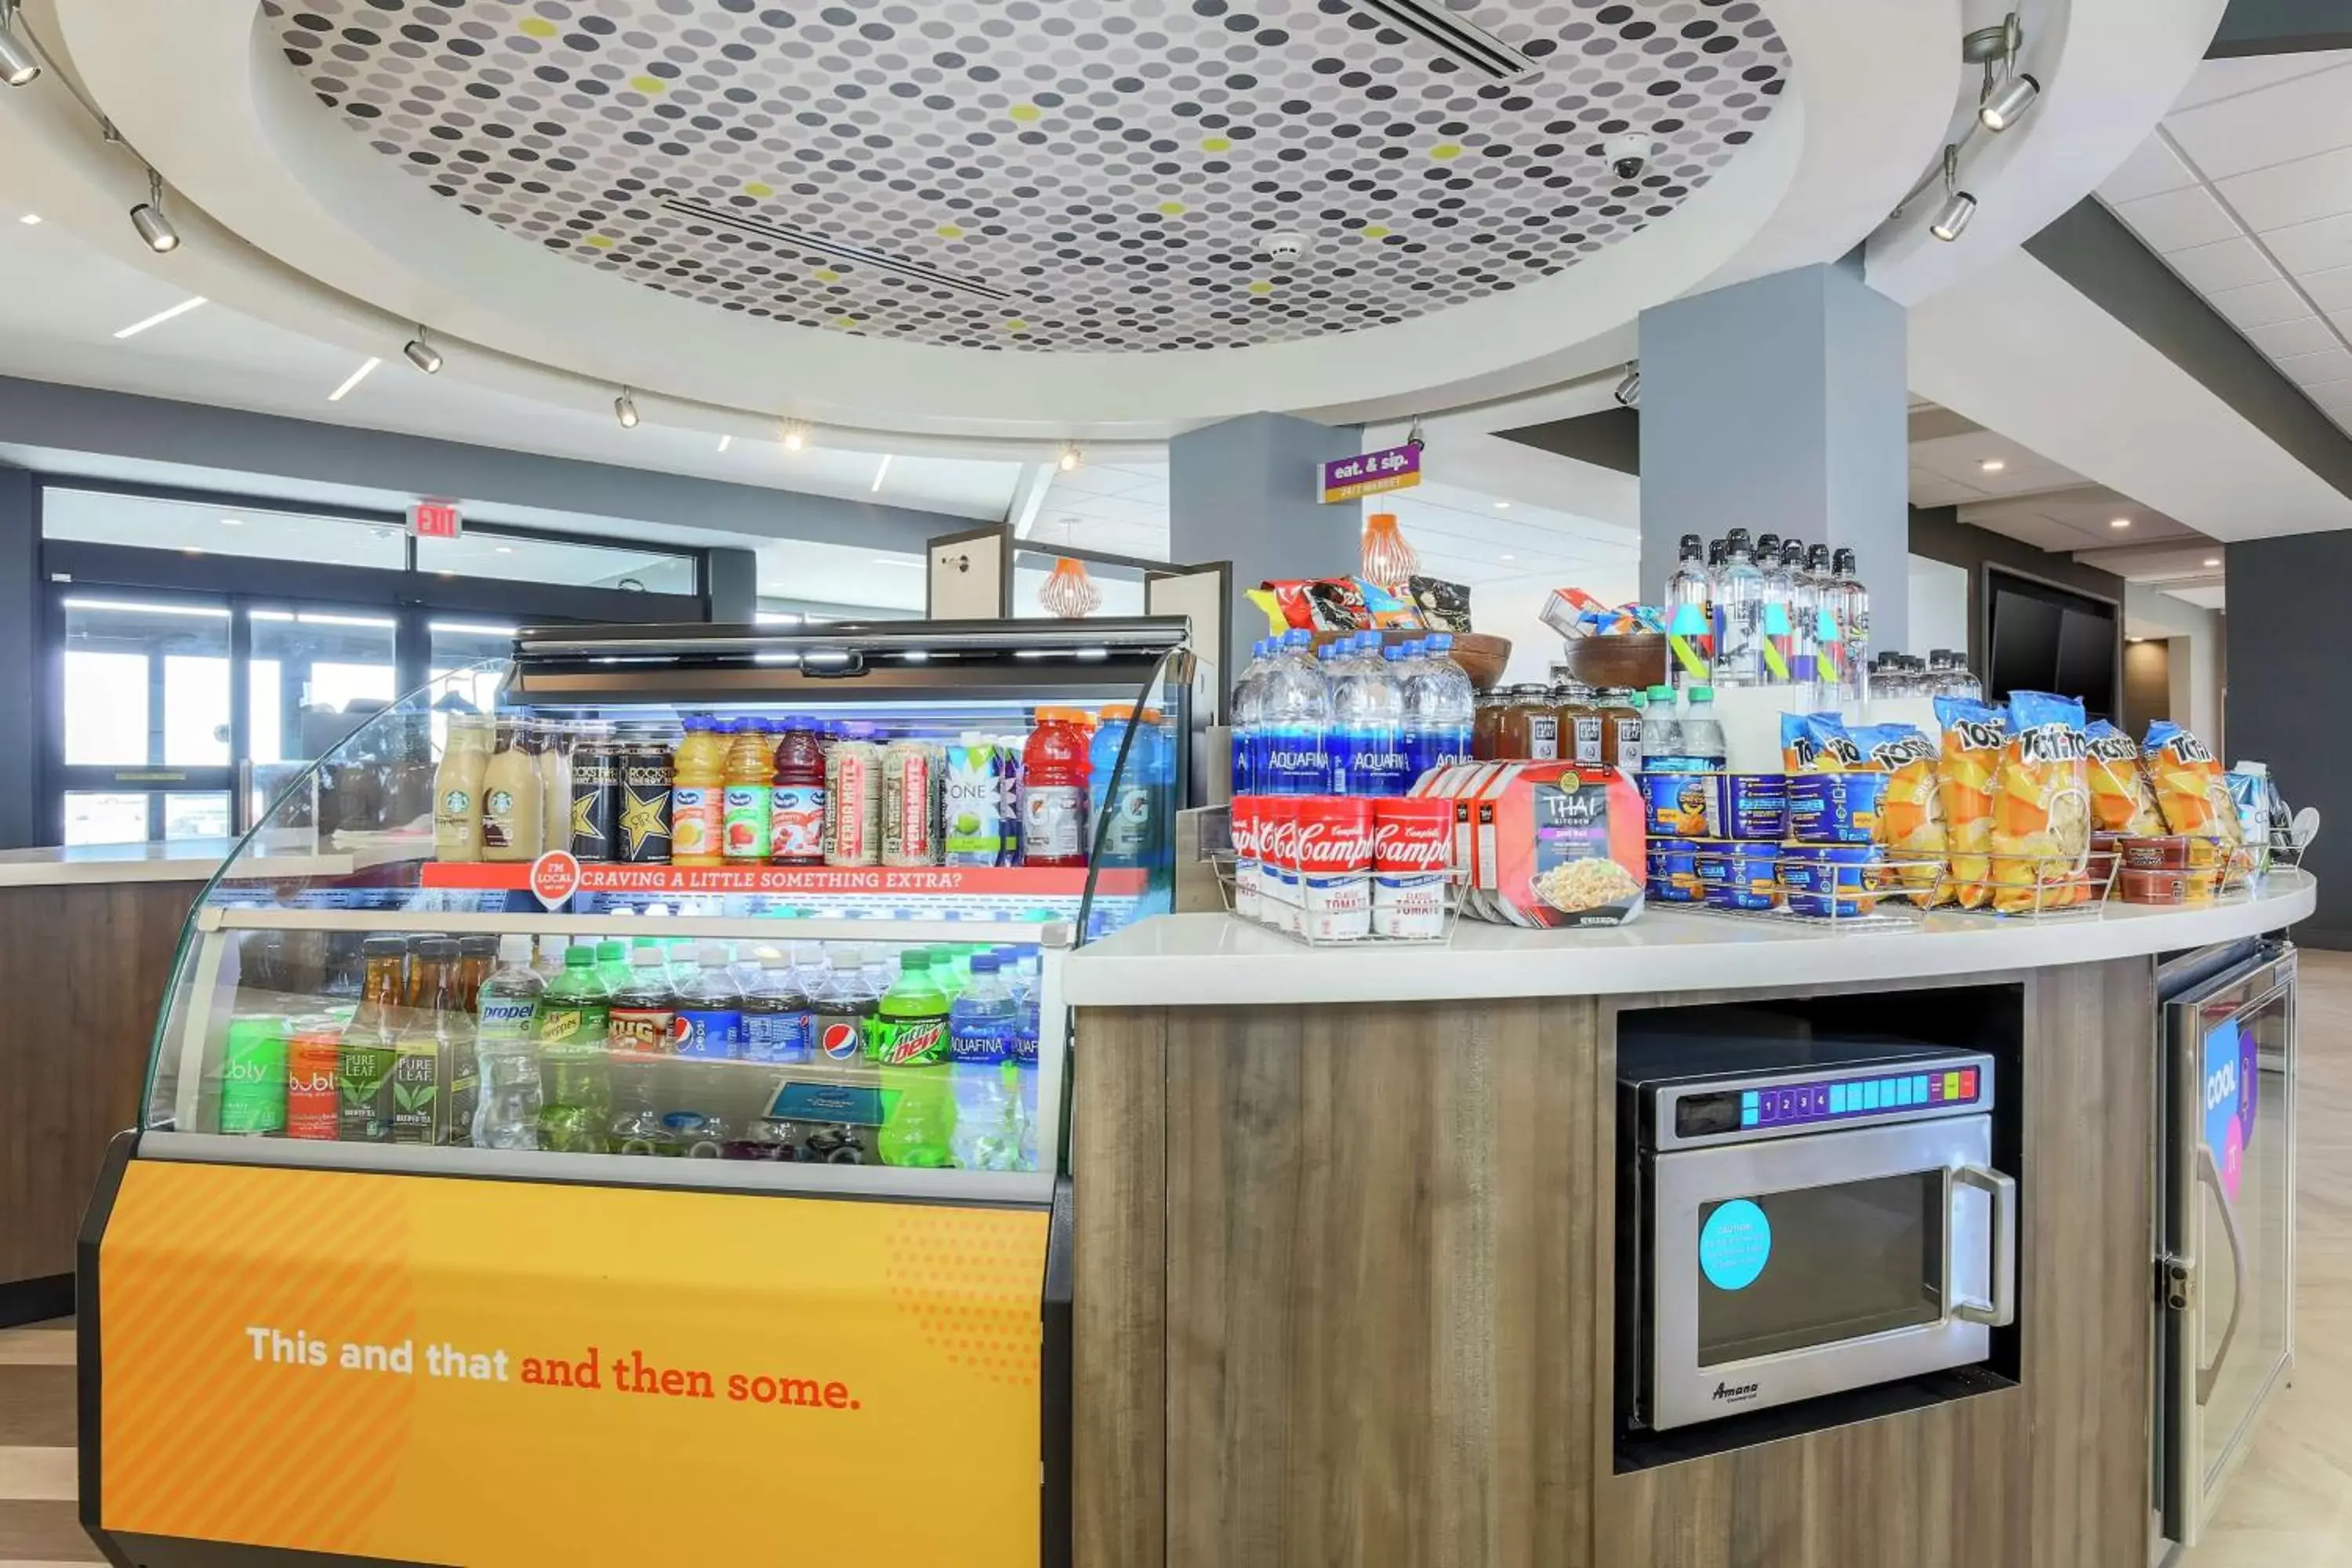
[44,488,408,569]
[416,531,696,593]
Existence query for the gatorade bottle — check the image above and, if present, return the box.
[871,949,955,1167]
[721,720,773,865]
[1087,704,1155,867]
[1021,708,1092,869]
[768,721,828,866]
[670,717,728,867]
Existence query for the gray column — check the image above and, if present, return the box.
[1637,260,1910,657]
[1168,411,1363,690]
[0,468,36,848]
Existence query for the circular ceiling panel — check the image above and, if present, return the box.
[264,0,1786,354]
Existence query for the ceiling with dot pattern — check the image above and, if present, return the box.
[263,0,1787,354]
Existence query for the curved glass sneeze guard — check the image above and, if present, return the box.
[143,640,1181,1194]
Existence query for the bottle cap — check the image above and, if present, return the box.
[564,946,595,967]
[1099,702,1136,723]
[1384,645,1404,661]
[1427,632,1453,650]
[630,946,665,969]
[901,949,931,971]
[971,954,1000,974]
[831,946,863,969]
[696,942,731,967]
[1647,684,1675,703]
[1690,685,1715,702]
[757,946,790,968]
[598,939,625,960]
[496,934,533,965]
[1679,532,1702,552]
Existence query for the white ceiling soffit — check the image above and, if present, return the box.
[1909,245,2352,543]
[26,0,1956,448]
[1867,0,2229,305]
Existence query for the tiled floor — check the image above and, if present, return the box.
[1,953,2345,1567]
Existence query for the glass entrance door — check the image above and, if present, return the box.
[51,593,400,844]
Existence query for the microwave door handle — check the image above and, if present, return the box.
[1951,1165,2018,1328]
[2194,1142,2250,1406]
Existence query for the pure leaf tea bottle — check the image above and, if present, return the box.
[392,938,477,1145]
[337,936,407,1143]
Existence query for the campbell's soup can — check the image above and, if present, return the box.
[1373,797,1452,940]
[879,740,940,867]
[283,1016,343,1141]
[1297,795,1374,942]
[1229,796,1262,923]
[825,740,882,867]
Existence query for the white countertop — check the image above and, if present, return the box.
[0,833,421,888]
[1065,873,2319,1007]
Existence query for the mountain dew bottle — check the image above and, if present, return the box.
[871,949,955,1167]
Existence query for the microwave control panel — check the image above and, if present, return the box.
[1658,1053,1995,1148]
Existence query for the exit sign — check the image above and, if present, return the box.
[410,500,463,539]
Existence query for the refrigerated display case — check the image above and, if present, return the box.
[76,618,1189,1568]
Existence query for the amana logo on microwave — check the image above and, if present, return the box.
[1711,1380,1761,1405]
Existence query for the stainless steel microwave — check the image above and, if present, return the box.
[1621,1047,2016,1431]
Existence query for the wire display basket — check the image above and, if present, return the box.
[1651,841,2125,927]
[1207,851,1468,949]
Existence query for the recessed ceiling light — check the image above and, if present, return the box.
[495,546,514,555]
[1500,553,1515,561]
[183,546,202,557]
[2110,517,2131,528]
[2203,557,2220,567]
[328,355,380,403]
[112,295,206,339]
[869,557,924,569]
[716,434,731,453]
[16,213,37,226]
[871,454,893,492]
[220,517,241,527]
[1494,500,1511,510]
[1979,458,2005,474]
[2127,636,2146,645]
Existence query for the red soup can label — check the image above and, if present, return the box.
[1297,795,1374,942]
[1374,796,1453,939]
[1229,796,1262,923]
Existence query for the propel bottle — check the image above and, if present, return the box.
[870,949,956,1168]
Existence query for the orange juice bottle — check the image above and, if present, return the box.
[721,720,774,864]
[670,717,730,867]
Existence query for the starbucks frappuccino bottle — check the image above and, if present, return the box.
[481,718,543,862]
[432,715,492,862]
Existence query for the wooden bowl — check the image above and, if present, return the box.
[1308,628,1512,691]
[1563,632,1668,691]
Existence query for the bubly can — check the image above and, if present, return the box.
[284,1016,343,1142]
[220,1014,287,1136]
[1372,796,1451,939]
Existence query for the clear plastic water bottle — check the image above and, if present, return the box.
[1230,637,1271,794]
[472,935,544,1151]
[1422,632,1475,769]
[1782,539,1817,688]
[948,954,1022,1170]
[1831,548,1871,702]
[1713,529,1766,686]
[1333,637,1409,797]
[1665,532,1711,681]
[1755,533,1792,686]
[1259,627,1330,794]
[1643,684,1682,763]
[1680,685,1728,771]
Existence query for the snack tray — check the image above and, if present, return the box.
[1206,852,1466,949]
[1661,847,2125,929]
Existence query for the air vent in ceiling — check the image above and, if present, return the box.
[1345,0,1543,85]
[660,199,1015,303]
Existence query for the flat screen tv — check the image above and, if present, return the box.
[1984,568,2118,720]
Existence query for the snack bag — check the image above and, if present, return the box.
[1354,578,1425,630]
[2145,720,2244,891]
[1990,691,2092,913]
[1853,723,1945,900]
[1935,697,2009,910]
[2084,719,2164,836]
[1409,575,1472,633]
[1780,711,1858,772]
[1257,580,1317,630]
[1305,578,1370,632]
[1539,587,1613,640]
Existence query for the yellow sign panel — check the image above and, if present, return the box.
[98,1160,1047,1566]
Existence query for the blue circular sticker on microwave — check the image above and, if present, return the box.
[1699,1199,1773,1292]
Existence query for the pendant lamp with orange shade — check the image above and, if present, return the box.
[1360,511,1419,591]
[1037,555,1102,619]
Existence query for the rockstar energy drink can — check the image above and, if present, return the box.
[568,736,619,862]
[617,739,673,864]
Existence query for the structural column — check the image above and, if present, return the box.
[1636,259,1911,657]
[1167,411,1363,696]
[0,466,35,849]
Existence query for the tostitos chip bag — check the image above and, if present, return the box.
[1991,691,2092,913]
[2145,720,2244,893]
[2085,719,2165,836]
[1935,697,2009,909]
[1781,711,1859,772]
[1853,723,1945,899]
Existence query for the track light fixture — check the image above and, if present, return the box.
[1980,71,2040,132]
[615,389,640,429]
[0,2,41,87]
[128,168,179,253]
[1612,362,1642,408]
[1056,441,1082,473]
[402,328,443,374]
[780,419,810,452]
[1929,145,1976,242]
[1967,13,2038,132]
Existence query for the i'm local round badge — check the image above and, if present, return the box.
[529,849,582,909]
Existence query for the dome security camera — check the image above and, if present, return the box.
[1607,133,1653,182]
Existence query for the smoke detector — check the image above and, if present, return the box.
[1262,231,1308,264]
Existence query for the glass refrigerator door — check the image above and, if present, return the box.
[2161,946,2297,1548]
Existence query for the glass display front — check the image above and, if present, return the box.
[143,620,1188,1196]
[1696,1174,1944,1367]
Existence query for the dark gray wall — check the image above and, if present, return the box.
[2209,0,2352,56]
[0,376,953,554]
[0,470,35,849]
[2122,638,2172,735]
[1167,411,1363,692]
[2227,532,2347,946]
[1497,407,1640,474]
[706,546,759,622]
[1907,504,2125,680]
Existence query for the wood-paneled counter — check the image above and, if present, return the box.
[1065,881,2314,1568]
